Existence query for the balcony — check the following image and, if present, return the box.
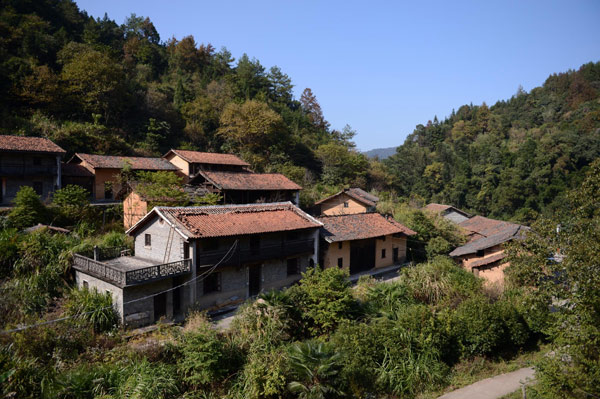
[197,238,314,268]
[73,246,192,287]
[0,164,58,176]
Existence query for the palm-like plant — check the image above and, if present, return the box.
[287,341,343,399]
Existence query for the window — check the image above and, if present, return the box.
[33,157,41,166]
[104,182,113,200]
[145,234,151,247]
[204,272,221,294]
[381,249,386,259]
[33,182,43,196]
[82,281,89,289]
[338,242,343,249]
[287,258,299,276]
[184,242,190,259]
[476,249,484,257]
[337,257,343,268]
[343,201,349,208]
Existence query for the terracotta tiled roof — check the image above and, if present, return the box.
[459,216,515,238]
[424,203,471,217]
[318,213,416,243]
[0,135,66,154]
[165,149,250,167]
[127,202,322,238]
[71,153,178,171]
[450,216,529,257]
[314,188,379,207]
[61,163,94,177]
[200,171,302,191]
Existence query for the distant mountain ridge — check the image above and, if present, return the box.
[363,146,397,159]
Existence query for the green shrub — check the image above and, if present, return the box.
[101,231,130,249]
[331,321,384,396]
[399,256,482,307]
[366,281,414,316]
[231,298,293,351]
[287,267,357,337]
[1,355,56,399]
[65,287,119,333]
[425,236,452,258]
[177,315,232,390]
[287,341,343,399]
[51,185,91,226]
[239,346,290,399]
[451,296,505,357]
[496,298,531,350]
[110,359,179,399]
[503,288,552,337]
[0,228,21,277]
[7,186,46,229]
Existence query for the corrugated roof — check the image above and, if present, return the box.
[127,202,321,239]
[318,213,416,243]
[450,216,529,257]
[0,135,66,154]
[424,203,471,217]
[166,149,250,166]
[71,153,178,171]
[200,170,302,191]
[314,188,379,207]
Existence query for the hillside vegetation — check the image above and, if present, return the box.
[385,64,600,222]
[2,1,600,220]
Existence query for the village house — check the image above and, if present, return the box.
[423,203,471,224]
[0,135,66,205]
[314,188,379,215]
[449,215,529,285]
[163,149,250,181]
[318,212,415,274]
[67,153,179,201]
[122,183,210,229]
[164,149,302,205]
[188,170,302,205]
[72,202,321,327]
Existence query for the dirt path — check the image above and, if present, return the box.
[437,367,535,399]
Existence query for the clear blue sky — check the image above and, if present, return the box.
[77,0,600,151]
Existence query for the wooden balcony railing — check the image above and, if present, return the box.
[197,238,314,268]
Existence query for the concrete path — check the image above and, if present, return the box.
[438,367,535,399]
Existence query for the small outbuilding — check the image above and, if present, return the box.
[450,216,529,285]
[317,213,415,275]
[314,188,379,216]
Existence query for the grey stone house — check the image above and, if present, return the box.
[72,202,321,327]
[0,135,66,205]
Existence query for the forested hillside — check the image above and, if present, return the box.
[2,0,600,221]
[0,0,372,203]
[385,63,600,222]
